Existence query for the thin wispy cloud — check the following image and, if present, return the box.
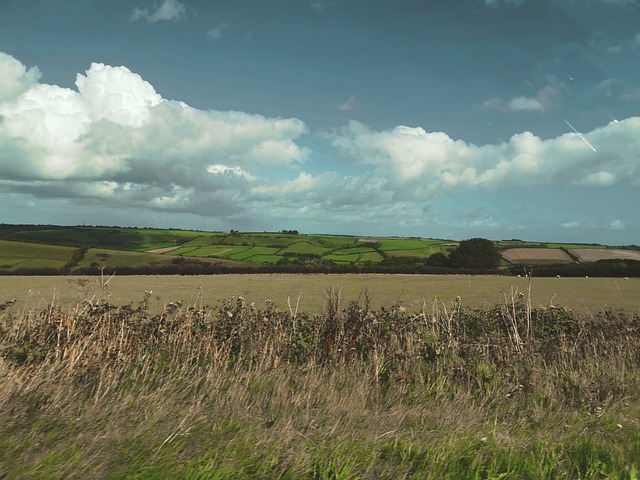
[484,0,526,8]
[337,95,361,112]
[481,77,564,114]
[310,0,331,12]
[207,23,230,41]
[130,0,186,23]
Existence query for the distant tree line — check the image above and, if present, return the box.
[504,259,640,278]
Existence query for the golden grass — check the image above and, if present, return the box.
[1,274,639,316]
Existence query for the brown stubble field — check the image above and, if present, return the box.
[1,274,639,315]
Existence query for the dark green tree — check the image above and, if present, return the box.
[425,252,449,267]
[448,238,500,269]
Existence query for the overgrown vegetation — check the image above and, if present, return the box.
[1,282,639,478]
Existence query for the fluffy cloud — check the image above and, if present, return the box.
[0,52,41,104]
[0,52,308,217]
[1,51,638,239]
[329,117,640,198]
[131,0,186,23]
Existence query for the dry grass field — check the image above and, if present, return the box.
[501,248,574,265]
[1,274,639,316]
[570,248,640,262]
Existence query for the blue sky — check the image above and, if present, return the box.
[0,0,639,244]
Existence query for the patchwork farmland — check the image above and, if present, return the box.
[1,224,639,276]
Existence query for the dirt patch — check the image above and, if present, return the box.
[502,248,574,265]
[569,248,640,262]
[145,246,182,254]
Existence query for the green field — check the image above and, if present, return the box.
[0,225,462,269]
[0,225,204,251]
[0,239,76,269]
[78,248,176,269]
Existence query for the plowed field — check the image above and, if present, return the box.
[569,248,640,262]
[502,248,574,265]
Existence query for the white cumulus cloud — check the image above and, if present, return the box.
[0,52,42,104]
[76,63,162,127]
[0,52,308,219]
[329,117,640,198]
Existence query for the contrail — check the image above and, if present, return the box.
[564,119,597,152]
[601,109,619,123]
[524,79,536,92]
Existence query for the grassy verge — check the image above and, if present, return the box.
[1,285,639,478]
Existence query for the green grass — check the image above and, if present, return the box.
[324,253,365,262]
[546,243,606,249]
[380,239,452,258]
[0,225,203,252]
[279,242,328,255]
[360,251,386,262]
[0,239,76,269]
[247,254,284,264]
[308,234,360,247]
[78,248,175,268]
[228,247,282,261]
[165,246,202,256]
[218,235,293,248]
[181,234,227,247]
[378,238,435,250]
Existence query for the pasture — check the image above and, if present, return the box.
[0,239,75,269]
[1,274,639,316]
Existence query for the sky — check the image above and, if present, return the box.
[0,0,639,244]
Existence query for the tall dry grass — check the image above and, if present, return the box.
[1,283,639,478]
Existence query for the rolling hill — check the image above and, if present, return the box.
[0,224,638,275]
